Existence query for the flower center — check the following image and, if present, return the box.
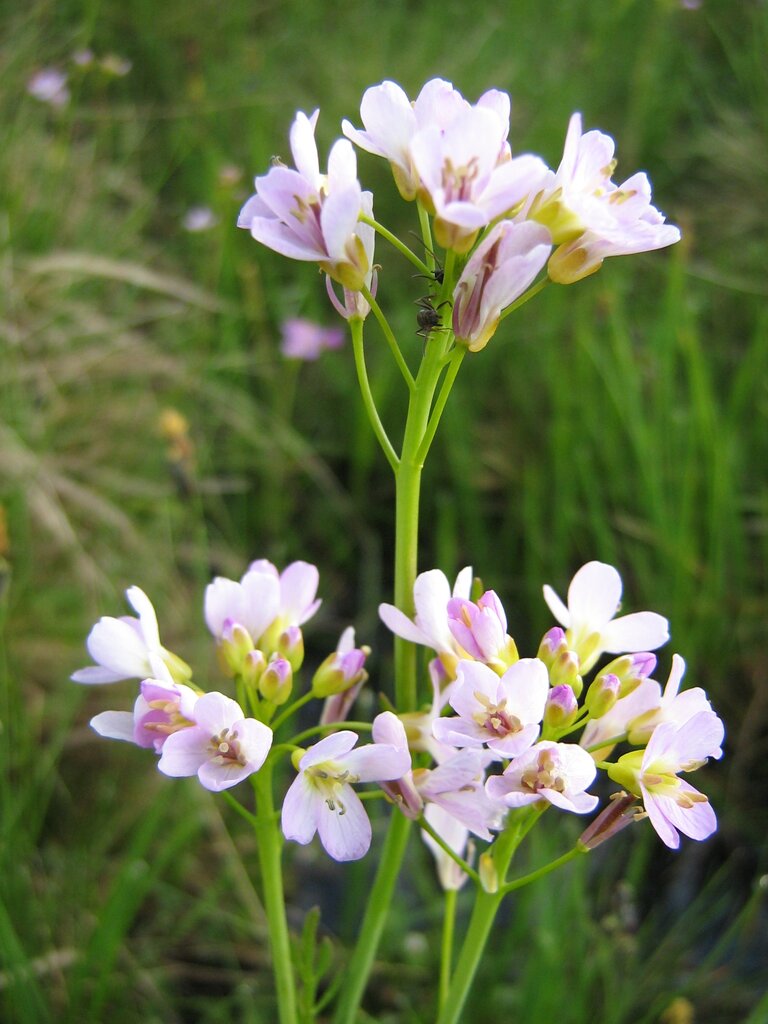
[472,691,522,738]
[144,698,194,736]
[521,751,567,794]
[441,156,479,202]
[306,760,360,816]
[208,727,246,766]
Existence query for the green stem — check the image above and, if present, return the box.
[500,845,586,896]
[350,318,400,472]
[420,816,481,887]
[220,789,259,828]
[271,690,315,731]
[416,346,465,465]
[332,812,412,1024]
[360,213,431,275]
[361,285,415,390]
[253,766,298,1024]
[288,721,373,747]
[585,733,627,752]
[393,333,448,710]
[435,814,527,1024]
[439,889,457,1013]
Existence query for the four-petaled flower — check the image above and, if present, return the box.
[379,566,473,677]
[281,731,410,861]
[91,675,199,752]
[238,110,372,291]
[433,658,549,759]
[486,741,599,814]
[543,561,669,674]
[158,692,273,792]
[607,712,723,849]
[72,586,189,685]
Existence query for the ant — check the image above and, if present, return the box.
[415,296,450,340]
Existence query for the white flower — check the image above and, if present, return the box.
[543,561,669,673]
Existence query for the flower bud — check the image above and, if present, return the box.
[277,625,304,672]
[578,792,640,850]
[601,652,656,698]
[290,747,306,771]
[537,627,567,669]
[312,645,369,698]
[550,649,583,698]
[479,852,499,894]
[218,619,256,677]
[242,649,267,689]
[544,684,579,731]
[585,673,621,718]
[259,657,293,705]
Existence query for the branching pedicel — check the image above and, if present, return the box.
[75,78,721,1024]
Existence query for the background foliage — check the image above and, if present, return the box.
[1,0,766,1020]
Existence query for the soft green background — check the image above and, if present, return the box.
[1,0,766,1020]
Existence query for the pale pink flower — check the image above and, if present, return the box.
[379,566,473,675]
[580,677,661,759]
[204,568,281,643]
[183,206,218,233]
[608,712,723,849]
[238,110,372,291]
[433,658,549,759]
[72,586,188,685]
[543,561,669,674]
[452,220,551,351]
[158,692,272,792]
[487,740,599,814]
[27,68,70,107]
[627,654,723,748]
[527,113,680,283]
[247,558,322,629]
[325,193,377,320]
[90,676,198,752]
[280,318,345,360]
[281,730,409,861]
[447,588,519,670]
[341,78,482,200]
[372,712,500,839]
[411,106,548,252]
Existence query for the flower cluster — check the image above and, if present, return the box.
[239,78,679,350]
[78,557,722,870]
[381,560,723,854]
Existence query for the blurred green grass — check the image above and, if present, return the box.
[1,0,766,1019]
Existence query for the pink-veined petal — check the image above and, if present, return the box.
[316,783,371,861]
[278,561,320,625]
[191,692,244,735]
[378,602,432,645]
[71,665,128,684]
[299,731,359,769]
[343,742,411,783]
[281,774,320,845]
[198,758,254,792]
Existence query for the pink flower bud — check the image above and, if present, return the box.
[537,627,567,668]
[218,619,256,677]
[585,673,621,718]
[277,625,305,671]
[544,684,579,730]
[259,657,293,705]
[601,652,656,697]
[578,792,640,850]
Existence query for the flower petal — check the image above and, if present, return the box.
[281,774,320,844]
[316,784,371,861]
[600,611,669,653]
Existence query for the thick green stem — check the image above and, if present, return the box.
[253,767,298,1024]
[394,336,448,710]
[436,888,503,1024]
[332,812,411,1024]
[439,889,457,1013]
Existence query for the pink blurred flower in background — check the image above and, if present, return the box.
[280,318,345,360]
[27,68,70,107]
